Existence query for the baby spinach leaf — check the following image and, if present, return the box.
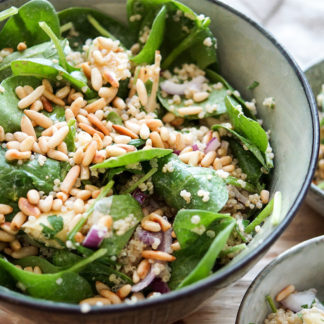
[248,81,259,90]
[131,6,167,65]
[40,215,64,240]
[0,75,41,133]
[0,0,60,49]
[64,118,76,152]
[169,217,235,289]
[152,154,228,212]
[0,248,106,303]
[0,7,18,22]
[59,7,134,50]
[0,267,16,290]
[228,138,262,185]
[98,195,144,256]
[212,124,269,170]
[11,58,96,99]
[14,256,62,274]
[225,176,258,193]
[106,111,123,125]
[128,139,146,148]
[0,147,69,204]
[51,249,82,267]
[91,148,172,169]
[225,96,269,153]
[158,80,228,119]
[173,209,232,249]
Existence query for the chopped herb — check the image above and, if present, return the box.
[247,81,259,90]
[266,295,277,313]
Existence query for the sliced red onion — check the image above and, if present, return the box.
[131,267,156,292]
[150,278,170,294]
[281,289,317,312]
[132,189,147,205]
[137,229,163,246]
[232,187,249,205]
[192,144,199,151]
[173,149,181,155]
[158,229,172,253]
[205,137,220,153]
[82,225,107,248]
[160,76,206,95]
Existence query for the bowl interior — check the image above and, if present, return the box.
[0,0,318,316]
[237,235,324,324]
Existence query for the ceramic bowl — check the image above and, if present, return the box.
[236,235,324,324]
[0,0,319,323]
[305,58,324,217]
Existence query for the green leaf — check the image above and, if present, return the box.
[0,249,107,303]
[98,195,144,256]
[40,215,64,239]
[106,111,123,125]
[59,7,135,50]
[14,256,62,274]
[225,96,269,153]
[128,139,146,148]
[248,81,259,90]
[64,118,76,152]
[169,217,235,289]
[152,154,228,212]
[224,176,258,193]
[0,0,60,49]
[131,6,167,64]
[212,124,270,170]
[173,209,232,249]
[0,7,18,22]
[0,147,69,205]
[11,58,96,99]
[91,148,172,169]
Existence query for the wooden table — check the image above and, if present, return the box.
[1,202,323,324]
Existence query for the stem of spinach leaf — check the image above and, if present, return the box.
[266,295,277,313]
[87,15,117,41]
[270,191,282,226]
[67,180,114,242]
[39,21,68,71]
[0,6,18,22]
[60,22,73,34]
[219,243,246,257]
[121,167,157,194]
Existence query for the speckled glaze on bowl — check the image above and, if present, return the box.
[305,58,324,217]
[236,235,324,324]
[0,0,319,323]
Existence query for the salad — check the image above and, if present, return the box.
[0,0,279,308]
[265,285,324,324]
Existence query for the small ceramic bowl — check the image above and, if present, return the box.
[0,0,319,323]
[305,58,324,217]
[236,235,324,324]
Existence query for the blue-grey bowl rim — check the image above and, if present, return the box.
[0,0,319,315]
[235,235,324,323]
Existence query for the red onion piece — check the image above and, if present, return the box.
[137,229,163,246]
[205,137,220,153]
[82,225,107,248]
[158,229,172,253]
[150,278,170,294]
[132,189,147,205]
[160,76,206,95]
[173,149,181,155]
[131,267,156,292]
[192,144,199,151]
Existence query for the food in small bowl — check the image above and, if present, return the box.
[0,0,318,323]
[236,236,324,324]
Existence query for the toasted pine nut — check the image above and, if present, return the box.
[0,214,4,224]
[42,79,53,93]
[136,79,148,106]
[201,151,216,167]
[141,219,161,232]
[112,124,138,139]
[132,270,140,284]
[11,212,27,231]
[125,121,140,134]
[80,297,111,306]
[43,89,65,106]
[38,136,49,154]
[193,91,209,102]
[213,157,222,170]
[79,123,104,139]
[171,117,184,127]
[17,42,27,51]
[105,145,125,157]
[30,99,43,112]
[139,123,150,140]
[13,131,28,142]
[149,213,171,232]
[61,165,81,194]
[21,115,36,139]
[82,141,97,166]
[40,96,53,112]
[56,86,70,99]
[70,96,84,116]
[100,289,122,304]
[223,164,235,172]
[142,250,176,262]
[11,246,38,259]
[80,165,90,180]
[52,199,63,211]
[24,267,34,272]
[57,142,68,155]
[103,68,119,88]
[178,106,203,116]
[171,241,181,251]
[0,204,13,215]
[95,281,109,293]
[5,149,31,161]
[88,114,110,135]
[1,222,18,235]
[93,133,103,150]
[47,149,69,161]
[76,190,92,200]
[98,215,113,230]
[47,126,69,149]
[98,87,118,103]
[276,285,295,302]
[220,156,232,166]
[0,229,15,242]
[260,190,270,204]
[85,98,106,113]
[65,109,74,122]
[162,112,176,123]
[33,266,42,274]
[145,119,163,131]
[56,192,68,202]
[150,131,164,148]
[19,136,35,152]
[23,85,33,95]
[74,147,84,165]
[112,97,126,110]
[114,135,131,144]
[73,198,85,214]
[38,195,53,213]
[91,67,103,91]
[158,127,168,142]
[6,141,20,150]
[80,62,91,79]
[32,142,42,154]
[74,231,84,243]
[117,284,132,299]
[18,85,45,109]
[10,240,22,251]
[27,190,40,205]
[92,189,101,199]
[15,86,27,99]
[137,259,151,280]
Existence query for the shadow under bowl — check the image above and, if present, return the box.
[0,0,319,323]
